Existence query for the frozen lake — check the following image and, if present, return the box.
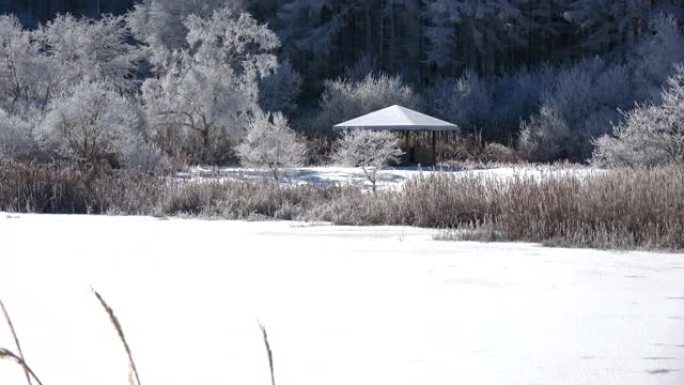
[1,214,683,385]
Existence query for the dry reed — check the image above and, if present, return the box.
[0,299,32,385]
[92,288,141,385]
[259,321,276,385]
[0,348,44,385]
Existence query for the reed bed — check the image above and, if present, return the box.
[0,162,683,249]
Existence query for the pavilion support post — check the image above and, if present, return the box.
[405,131,412,164]
[431,130,437,166]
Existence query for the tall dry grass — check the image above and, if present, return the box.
[393,169,684,249]
[0,162,164,214]
[1,162,683,249]
[0,299,43,385]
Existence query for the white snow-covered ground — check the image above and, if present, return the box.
[179,165,601,190]
[1,214,684,385]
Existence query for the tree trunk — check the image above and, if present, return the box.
[201,127,211,164]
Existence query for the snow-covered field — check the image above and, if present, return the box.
[180,165,601,189]
[1,214,684,385]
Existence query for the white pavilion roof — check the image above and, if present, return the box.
[333,105,459,132]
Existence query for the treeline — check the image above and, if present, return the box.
[0,0,683,169]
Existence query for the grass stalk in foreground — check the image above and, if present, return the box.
[0,348,44,385]
[92,288,141,385]
[259,321,276,385]
[0,299,40,385]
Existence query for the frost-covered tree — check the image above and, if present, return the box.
[41,81,146,166]
[593,66,684,168]
[0,15,51,114]
[318,74,419,132]
[258,60,302,114]
[0,12,150,166]
[333,129,404,193]
[127,0,245,68]
[489,65,558,132]
[142,7,280,164]
[631,14,684,101]
[143,60,248,164]
[37,14,139,95]
[236,111,305,181]
[183,8,279,74]
[519,58,634,161]
[0,13,138,124]
[423,71,492,133]
[424,65,558,142]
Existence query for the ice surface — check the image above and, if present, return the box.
[0,214,683,385]
[180,165,602,190]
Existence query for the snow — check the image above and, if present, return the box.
[179,165,603,190]
[1,214,683,385]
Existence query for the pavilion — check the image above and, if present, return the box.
[333,105,459,164]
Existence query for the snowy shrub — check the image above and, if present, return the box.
[236,111,306,181]
[41,81,146,166]
[483,143,518,163]
[593,66,684,168]
[333,129,404,193]
[317,74,419,132]
[518,106,570,162]
[0,110,37,161]
[122,141,170,174]
[436,132,516,165]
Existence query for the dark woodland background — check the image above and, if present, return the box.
[0,0,134,25]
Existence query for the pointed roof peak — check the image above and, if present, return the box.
[333,105,459,132]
